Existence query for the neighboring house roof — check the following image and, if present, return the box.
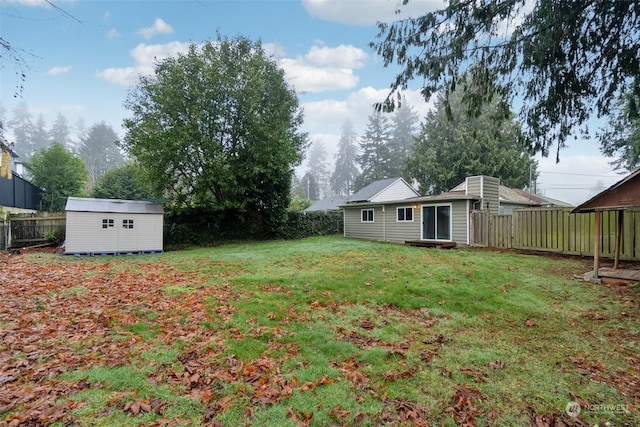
[304,196,348,212]
[451,181,572,207]
[346,177,420,203]
[65,197,163,214]
[572,167,640,212]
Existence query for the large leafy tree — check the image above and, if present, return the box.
[122,36,307,234]
[407,88,536,195]
[354,111,393,190]
[26,143,88,212]
[331,120,360,195]
[78,122,124,187]
[600,86,640,172]
[372,0,640,160]
[92,162,157,200]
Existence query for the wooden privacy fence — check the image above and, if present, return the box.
[470,207,640,261]
[7,212,66,249]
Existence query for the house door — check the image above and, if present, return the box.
[422,205,451,240]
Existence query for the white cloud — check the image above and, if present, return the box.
[4,0,49,6]
[106,28,121,39]
[45,65,72,76]
[278,44,368,93]
[138,18,174,40]
[302,0,441,25]
[302,86,434,134]
[103,10,111,21]
[96,41,192,86]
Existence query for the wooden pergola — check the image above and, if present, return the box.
[571,168,640,281]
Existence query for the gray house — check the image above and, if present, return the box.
[65,197,163,255]
[342,176,499,246]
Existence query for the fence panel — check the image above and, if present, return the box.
[469,210,489,247]
[499,208,640,261]
[9,213,66,248]
[489,214,512,248]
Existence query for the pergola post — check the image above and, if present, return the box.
[614,210,622,270]
[593,210,601,279]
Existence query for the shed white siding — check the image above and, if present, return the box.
[65,197,163,255]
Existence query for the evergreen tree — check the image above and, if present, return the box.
[388,101,419,177]
[8,102,33,158]
[78,122,124,187]
[92,162,157,200]
[305,141,330,199]
[407,87,536,195]
[600,85,640,172]
[299,172,319,201]
[49,113,71,149]
[355,111,393,190]
[373,0,640,160]
[32,114,49,153]
[331,120,360,196]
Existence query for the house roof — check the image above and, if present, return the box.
[451,181,572,207]
[345,193,479,208]
[346,178,400,202]
[346,177,420,203]
[65,197,163,214]
[572,168,640,213]
[304,196,348,212]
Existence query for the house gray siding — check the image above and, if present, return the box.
[466,176,500,215]
[343,206,385,241]
[344,200,471,245]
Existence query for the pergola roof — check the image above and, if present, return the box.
[572,168,640,213]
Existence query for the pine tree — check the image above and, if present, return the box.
[49,113,71,149]
[32,114,49,154]
[331,120,360,196]
[355,111,393,190]
[388,101,419,178]
[8,102,34,158]
[305,141,330,199]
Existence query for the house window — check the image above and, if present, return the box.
[361,209,374,222]
[102,219,114,229]
[397,207,413,222]
[123,219,134,229]
[422,204,451,241]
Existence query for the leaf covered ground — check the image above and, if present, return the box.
[1,237,638,426]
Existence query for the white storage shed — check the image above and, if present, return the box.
[64,197,163,255]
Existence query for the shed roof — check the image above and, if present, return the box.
[65,197,163,214]
[572,168,640,213]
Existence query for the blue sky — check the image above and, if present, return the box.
[0,0,624,204]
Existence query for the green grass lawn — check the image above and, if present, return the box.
[1,236,638,426]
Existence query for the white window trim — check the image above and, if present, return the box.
[421,203,453,242]
[361,208,374,223]
[396,206,414,223]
